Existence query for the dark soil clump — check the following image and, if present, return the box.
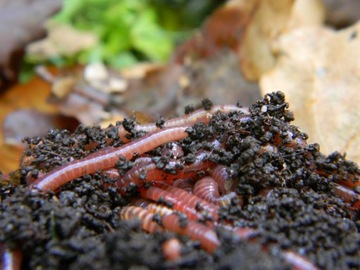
[1,92,359,269]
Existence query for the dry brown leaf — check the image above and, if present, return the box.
[174,0,324,83]
[260,22,360,163]
[239,0,325,81]
[0,75,56,173]
[35,65,127,126]
[0,67,80,173]
[27,21,97,60]
[0,0,62,92]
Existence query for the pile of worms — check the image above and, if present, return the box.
[0,92,359,270]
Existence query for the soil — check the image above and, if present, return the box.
[1,92,359,270]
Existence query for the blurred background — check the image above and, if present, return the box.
[1,0,360,173]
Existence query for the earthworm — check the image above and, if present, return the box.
[101,168,121,179]
[284,131,308,149]
[282,250,319,270]
[209,165,233,194]
[332,183,360,209]
[146,196,254,240]
[116,151,213,191]
[193,177,219,201]
[273,130,307,149]
[140,186,207,221]
[258,144,278,155]
[159,184,219,220]
[193,176,237,206]
[162,238,182,261]
[161,213,220,253]
[32,126,189,191]
[122,205,315,268]
[118,105,250,141]
[147,203,174,216]
[120,205,162,233]
[0,246,22,270]
[334,174,360,189]
[314,169,360,188]
[116,161,186,189]
[338,179,360,188]
[160,142,184,159]
[172,179,194,193]
[131,198,152,208]
[120,205,220,253]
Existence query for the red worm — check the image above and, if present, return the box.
[120,206,220,253]
[131,198,152,208]
[146,197,253,240]
[160,142,184,159]
[146,201,228,234]
[193,177,237,207]
[216,192,237,207]
[332,183,360,209]
[161,213,220,253]
[140,186,205,221]
[162,238,182,261]
[147,203,174,216]
[209,165,233,194]
[258,144,278,155]
[118,105,250,140]
[116,161,188,189]
[172,179,194,193]
[335,176,360,189]
[116,152,213,191]
[122,205,317,268]
[283,250,319,270]
[158,184,219,220]
[120,205,162,233]
[284,131,308,149]
[273,131,307,149]
[314,169,360,188]
[32,126,189,191]
[193,177,219,203]
[0,246,22,270]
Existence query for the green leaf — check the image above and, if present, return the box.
[131,12,173,61]
[108,52,138,68]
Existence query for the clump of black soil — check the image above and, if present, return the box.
[1,92,360,269]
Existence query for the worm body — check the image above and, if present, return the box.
[140,186,202,221]
[32,126,188,191]
[118,105,250,140]
[117,156,212,191]
[209,165,234,194]
[120,206,220,253]
[0,246,22,270]
[161,214,220,253]
[120,206,161,233]
[193,177,237,206]
[193,177,219,203]
[148,203,174,216]
[332,183,360,209]
[172,179,194,193]
[160,184,219,220]
[283,250,319,270]
[162,238,182,261]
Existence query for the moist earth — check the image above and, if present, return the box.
[1,92,359,269]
